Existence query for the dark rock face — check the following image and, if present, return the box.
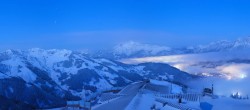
[0,94,35,110]
[0,77,70,108]
[63,69,101,92]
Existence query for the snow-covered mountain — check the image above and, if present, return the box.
[97,37,250,59]
[113,41,172,58]
[94,41,173,59]
[0,48,195,109]
[112,37,250,80]
[192,37,250,53]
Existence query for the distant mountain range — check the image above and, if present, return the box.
[0,48,195,109]
[113,37,250,80]
[95,37,250,59]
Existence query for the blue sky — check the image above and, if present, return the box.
[0,0,250,50]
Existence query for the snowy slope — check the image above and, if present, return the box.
[0,48,195,109]
[200,96,250,110]
[95,80,250,110]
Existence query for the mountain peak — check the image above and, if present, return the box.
[113,41,171,57]
[234,37,250,48]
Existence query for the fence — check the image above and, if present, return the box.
[155,93,202,102]
[156,97,199,110]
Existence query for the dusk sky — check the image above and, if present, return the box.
[1,0,250,51]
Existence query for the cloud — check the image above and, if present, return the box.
[122,51,250,79]
[122,51,250,95]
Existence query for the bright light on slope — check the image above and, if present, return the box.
[173,64,189,71]
[217,64,249,79]
[240,74,247,79]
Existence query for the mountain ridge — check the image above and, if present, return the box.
[0,48,195,109]
[95,37,250,59]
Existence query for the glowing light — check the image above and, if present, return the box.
[226,75,232,80]
[173,64,188,71]
[240,74,247,79]
[218,64,250,80]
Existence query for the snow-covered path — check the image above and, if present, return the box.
[93,82,144,110]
